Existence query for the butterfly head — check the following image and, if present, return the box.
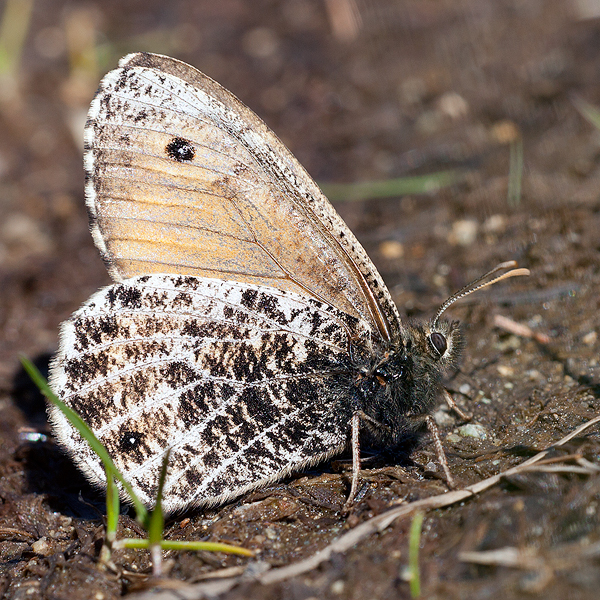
[408,317,464,374]
[355,262,530,444]
[395,317,463,417]
[352,317,462,445]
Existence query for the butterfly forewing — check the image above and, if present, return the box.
[50,275,369,511]
[85,52,401,341]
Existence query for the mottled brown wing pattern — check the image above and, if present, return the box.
[84,52,401,341]
[49,275,372,512]
[50,52,462,513]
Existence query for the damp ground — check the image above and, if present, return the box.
[1,1,600,599]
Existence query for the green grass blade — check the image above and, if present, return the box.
[320,170,461,202]
[148,450,170,546]
[116,538,254,557]
[409,511,424,598]
[0,0,34,76]
[161,540,254,557]
[19,355,149,525]
[507,137,523,208]
[105,474,120,544]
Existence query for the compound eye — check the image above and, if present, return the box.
[429,332,447,357]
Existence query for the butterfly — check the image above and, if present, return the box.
[49,53,527,513]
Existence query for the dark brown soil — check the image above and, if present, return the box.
[1,1,599,599]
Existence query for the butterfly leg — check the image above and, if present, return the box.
[442,388,471,421]
[343,412,362,511]
[426,415,455,488]
[343,410,390,510]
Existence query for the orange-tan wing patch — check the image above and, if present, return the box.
[85,52,401,341]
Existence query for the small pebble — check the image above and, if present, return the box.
[2,213,53,255]
[379,240,404,259]
[434,407,454,427]
[495,336,522,351]
[483,214,506,233]
[457,424,488,440]
[490,120,520,144]
[448,219,478,246]
[31,538,51,556]
[330,580,345,595]
[497,365,514,377]
[437,91,469,119]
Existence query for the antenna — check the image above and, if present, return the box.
[433,261,530,327]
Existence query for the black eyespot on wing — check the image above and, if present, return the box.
[166,137,195,162]
[429,332,447,357]
[119,431,143,452]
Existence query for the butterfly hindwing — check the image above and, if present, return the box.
[49,275,370,511]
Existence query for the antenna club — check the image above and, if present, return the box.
[433,262,530,326]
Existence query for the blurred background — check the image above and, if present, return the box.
[1,1,600,597]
